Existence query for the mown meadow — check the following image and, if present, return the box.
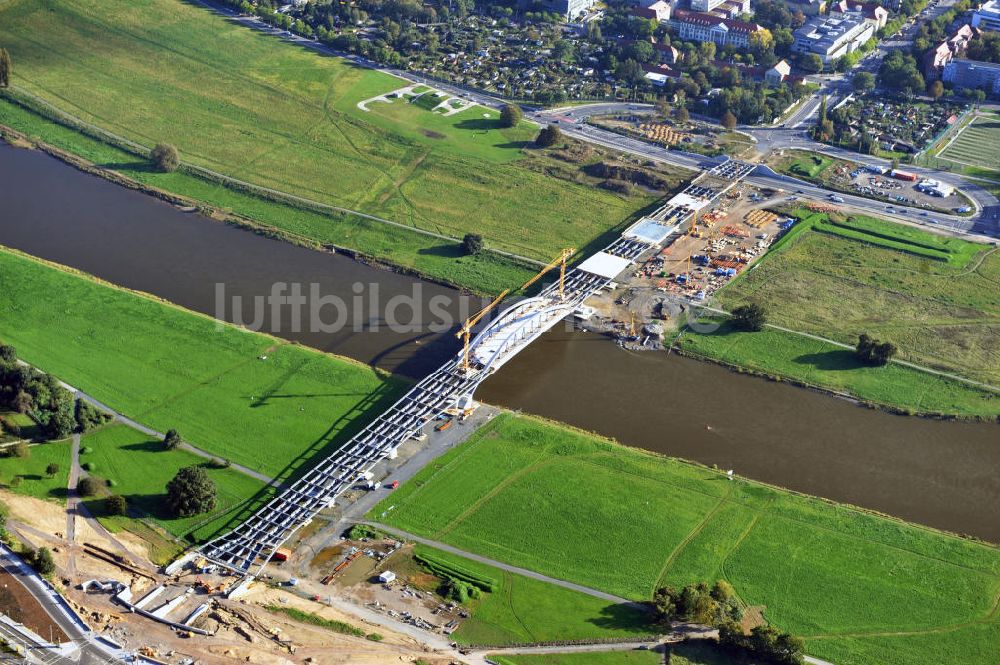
[0,247,404,479]
[370,414,1000,665]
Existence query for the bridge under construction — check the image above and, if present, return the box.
[192,159,756,577]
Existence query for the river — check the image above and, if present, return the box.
[2,143,998,542]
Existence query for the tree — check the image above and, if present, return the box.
[163,428,182,451]
[29,547,55,576]
[45,463,60,478]
[77,476,102,497]
[801,53,824,74]
[11,441,29,459]
[853,71,875,93]
[0,48,10,88]
[499,104,522,128]
[674,106,690,124]
[150,143,180,173]
[166,465,217,517]
[535,124,561,148]
[0,344,15,364]
[462,233,484,255]
[655,98,672,120]
[731,303,766,331]
[928,79,944,99]
[855,334,897,366]
[105,495,128,517]
[721,111,737,130]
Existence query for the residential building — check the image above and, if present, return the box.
[765,59,792,85]
[631,0,673,22]
[691,0,729,13]
[710,0,752,19]
[669,9,764,48]
[792,14,876,64]
[655,41,681,63]
[540,0,597,20]
[830,2,888,30]
[924,25,977,80]
[942,57,1000,94]
[973,0,1000,32]
[787,0,827,15]
[924,41,955,79]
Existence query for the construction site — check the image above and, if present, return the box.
[576,180,792,348]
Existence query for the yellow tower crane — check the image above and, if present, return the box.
[518,247,576,299]
[455,289,510,374]
[454,248,575,374]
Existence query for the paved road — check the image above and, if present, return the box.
[0,545,128,664]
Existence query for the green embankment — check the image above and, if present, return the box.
[0,247,404,479]
[678,210,1000,417]
[0,0,656,274]
[370,413,1000,665]
[410,545,654,646]
[78,425,268,543]
[0,95,533,296]
[0,440,72,501]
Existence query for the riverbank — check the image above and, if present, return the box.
[0,244,406,480]
[369,411,1000,665]
[688,208,1000,419]
[0,101,534,296]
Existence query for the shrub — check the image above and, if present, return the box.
[77,476,103,497]
[75,400,112,433]
[150,143,180,172]
[855,334,897,366]
[163,429,182,451]
[535,125,561,148]
[82,462,96,472]
[461,233,484,256]
[731,303,766,332]
[45,463,60,478]
[0,344,15,364]
[105,495,128,517]
[11,441,29,459]
[365,633,383,642]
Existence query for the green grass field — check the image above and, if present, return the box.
[0,440,72,500]
[702,210,1000,401]
[493,652,661,665]
[937,116,1000,175]
[79,425,268,543]
[0,247,404,479]
[370,413,1000,665]
[0,0,657,264]
[409,546,653,646]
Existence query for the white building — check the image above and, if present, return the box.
[792,14,876,64]
[973,0,1000,32]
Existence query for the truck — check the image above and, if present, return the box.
[272,548,292,562]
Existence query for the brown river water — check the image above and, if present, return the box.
[2,143,998,541]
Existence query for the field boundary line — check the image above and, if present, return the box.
[693,305,1000,394]
[0,87,548,269]
[651,486,734,594]
[363,521,645,607]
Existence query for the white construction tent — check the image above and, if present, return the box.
[577,252,632,279]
